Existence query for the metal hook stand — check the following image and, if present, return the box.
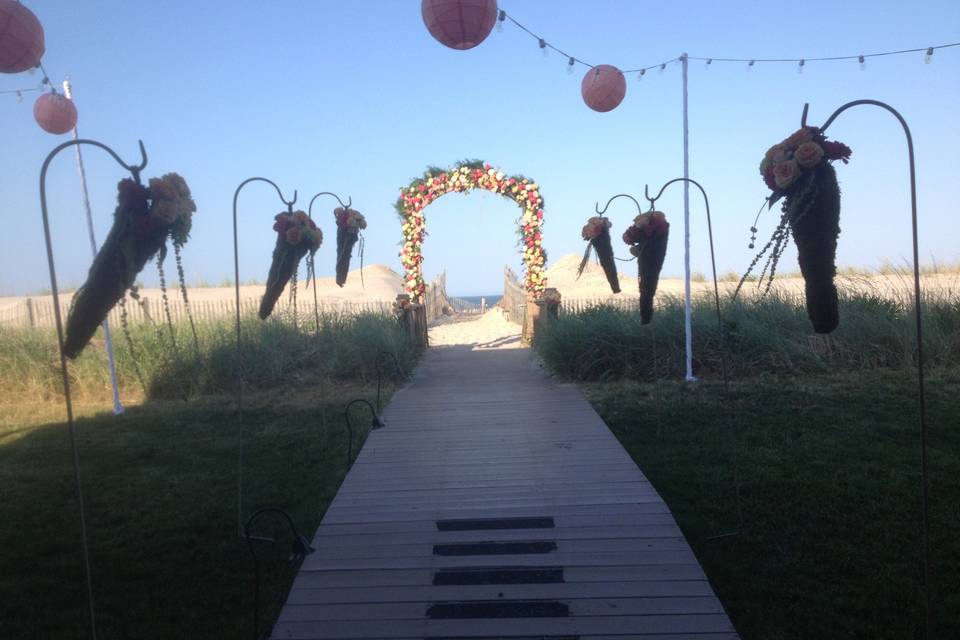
[801,99,930,638]
[307,192,353,333]
[646,178,743,540]
[595,192,645,218]
[39,138,150,640]
[373,350,405,412]
[231,177,298,538]
[244,507,315,640]
[344,399,385,470]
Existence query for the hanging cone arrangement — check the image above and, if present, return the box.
[334,207,366,287]
[578,216,620,293]
[63,174,196,358]
[260,211,322,319]
[747,127,852,333]
[622,211,669,324]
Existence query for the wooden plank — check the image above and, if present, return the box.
[272,343,736,639]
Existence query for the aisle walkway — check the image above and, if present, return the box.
[271,313,737,639]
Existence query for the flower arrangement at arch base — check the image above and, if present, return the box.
[744,126,852,333]
[395,160,547,302]
[623,211,669,324]
[260,211,322,319]
[63,174,196,358]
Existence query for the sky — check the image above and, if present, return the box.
[1,0,958,296]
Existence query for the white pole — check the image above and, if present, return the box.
[63,80,124,415]
[681,54,696,381]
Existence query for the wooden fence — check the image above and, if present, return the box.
[0,295,394,329]
[501,266,527,326]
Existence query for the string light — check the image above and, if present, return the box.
[567,56,575,75]
[859,54,866,70]
[491,9,957,79]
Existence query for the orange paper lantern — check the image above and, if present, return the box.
[421,0,498,51]
[0,0,44,73]
[581,64,626,113]
[34,91,77,134]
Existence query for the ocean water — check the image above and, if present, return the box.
[457,295,502,306]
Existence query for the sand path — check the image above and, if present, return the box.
[427,308,522,349]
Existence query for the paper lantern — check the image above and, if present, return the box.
[581,64,626,113]
[0,0,44,73]
[421,0,498,51]
[34,91,77,134]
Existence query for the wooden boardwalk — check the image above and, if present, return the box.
[272,343,738,639]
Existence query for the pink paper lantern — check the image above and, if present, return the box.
[581,64,626,113]
[421,0,498,51]
[0,0,44,73]
[34,91,77,134]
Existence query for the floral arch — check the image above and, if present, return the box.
[395,160,547,301]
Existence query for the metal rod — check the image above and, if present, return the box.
[307,192,352,333]
[802,99,930,639]
[244,507,314,640]
[40,138,150,640]
[374,351,404,412]
[595,193,644,217]
[680,53,694,382]
[645,177,743,536]
[343,399,384,470]
[231,177,298,538]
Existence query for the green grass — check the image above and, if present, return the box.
[0,385,389,639]
[539,290,960,380]
[0,312,418,638]
[536,288,960,638]
[581,372,960,639]
[0,312,418,402]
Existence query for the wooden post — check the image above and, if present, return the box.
[26,297,36,328]
[522,294,539,345]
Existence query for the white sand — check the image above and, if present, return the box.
[428,308,522,349]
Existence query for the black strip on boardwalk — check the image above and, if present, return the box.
[433,567,564,585]
[430,637,578,640]
[433,541,557,556]
[427,600,570,619]
[436,517,555,531]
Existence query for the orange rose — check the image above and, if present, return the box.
[286,226,303,245]
[794,141,824,168]
[773,159,800,189]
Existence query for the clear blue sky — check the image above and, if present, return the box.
[2,0,958,296]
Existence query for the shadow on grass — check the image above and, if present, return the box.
[582,368,960,640]
[0,384,383,639]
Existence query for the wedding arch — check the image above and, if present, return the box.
[395,160,547,302]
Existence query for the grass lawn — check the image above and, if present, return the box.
[0,381,390,639]
[582,368,960,639]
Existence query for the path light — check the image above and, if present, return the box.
[421,0,498,50]
[344,399,385,469]
[245,507,315,640]
[34,90,77,134]
[581,64,626,112]
[0,0,44,73]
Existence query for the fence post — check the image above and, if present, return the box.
[26,297,36,328]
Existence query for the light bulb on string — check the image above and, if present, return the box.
[496,10,506,33]
[539,38,547,57]
[747,59,755,71]
[859,55,865,70]
[797,58,805,74]
[704,58,712,70]
[637,68,646,81]
[658,62,666,74]
[16,90,22,103]
[566,56,574,75]
[924,47,933,63]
